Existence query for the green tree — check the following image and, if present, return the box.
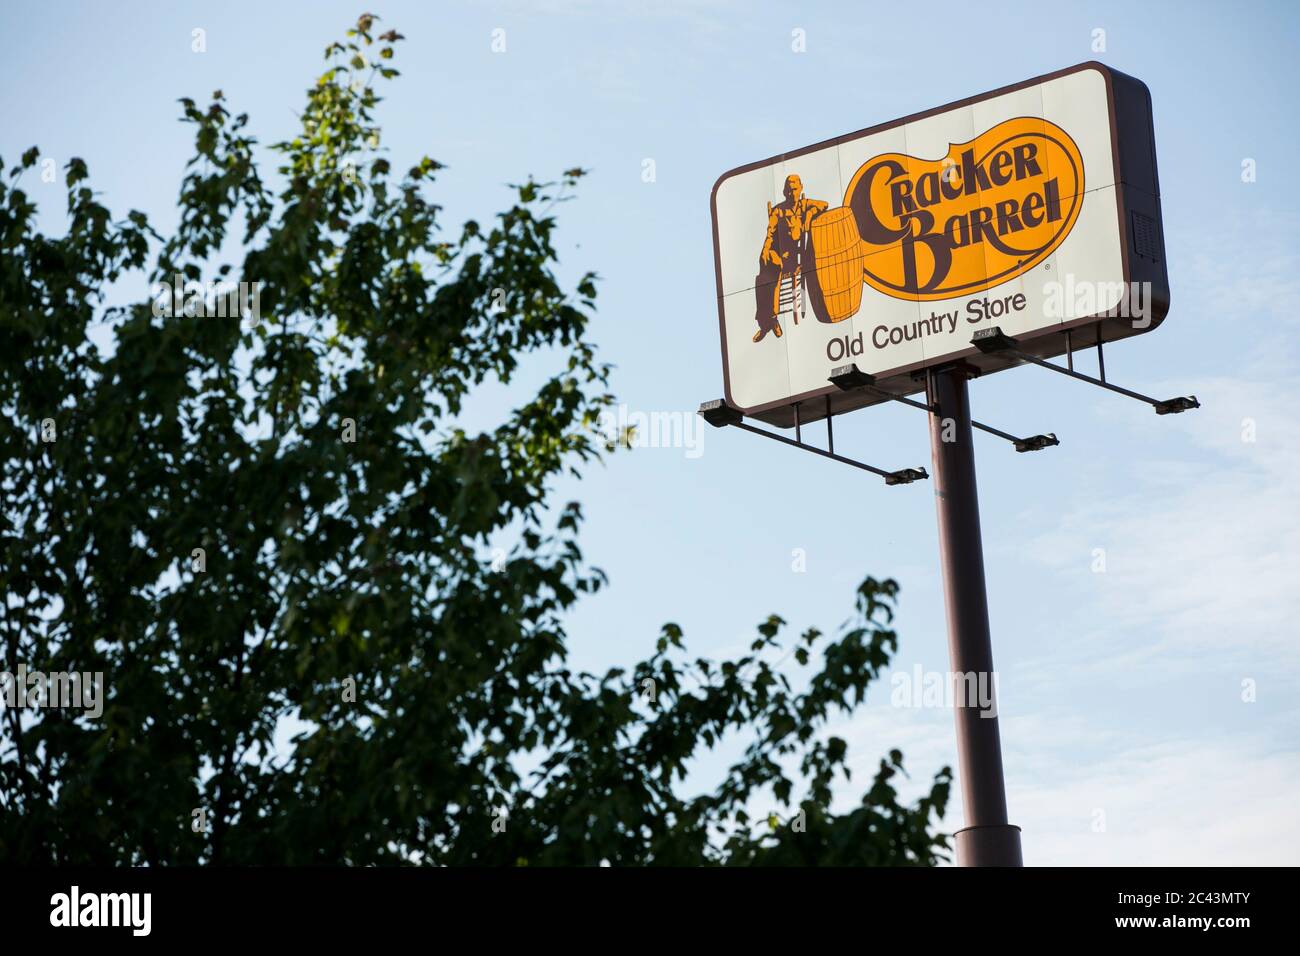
[0,15,950,865]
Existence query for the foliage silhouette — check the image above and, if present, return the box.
[0,15,951,865]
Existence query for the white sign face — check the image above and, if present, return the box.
[709,62,1166,424]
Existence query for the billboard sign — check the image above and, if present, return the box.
[710,62,1168,427]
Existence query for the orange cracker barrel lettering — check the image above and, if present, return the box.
[843,117,1084,301]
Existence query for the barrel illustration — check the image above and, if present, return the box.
[809,206,866,323]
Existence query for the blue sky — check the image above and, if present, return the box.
[3,0,1298,864]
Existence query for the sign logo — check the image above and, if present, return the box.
[844,117,1084,302]
[746,118,1085,344]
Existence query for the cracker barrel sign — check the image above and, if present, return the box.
[710,62,1169,427]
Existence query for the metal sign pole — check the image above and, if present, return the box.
[926,366,1023,867]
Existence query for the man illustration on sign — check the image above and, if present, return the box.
[752,173,828,343]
